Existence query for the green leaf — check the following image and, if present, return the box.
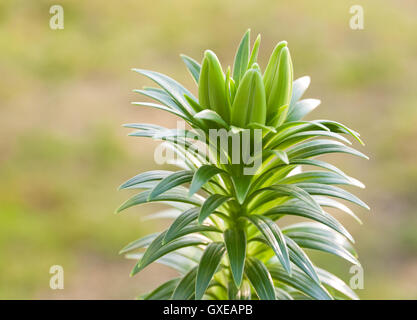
[316,267,359,300]
[232,174,253,205]
[199,194,231,224]
[247,122,277,133]
[245,257,276,300]
[268,264,332,300]
[265,121,330,149]
[287,99,321,122]
[278,171,364,188]
[289,159,351,180]
[194,109,229,129]
[117,188,203,213]
[131,233,208,275]
[127,251,197,275]
[316,120,364,145]
[274,287,294,300]
[172,224,221,242]
[314,196,362,224]
[277,129,352,149]
[134,87,189,118]
[141,278,180,300]
[244,215,291,274]
[287,139,368,160]
[195,242,225,299]
[149,170,194,200]
[283,222,359,265]
[263,41,287,97]
[248,34,261,67]
[284,236,320,284]
[290,76,311,107]
[233,30,250,86]
[184,94,204,113]
[199,50,230,122]
[296,182,370,210]
[181,54,201,84]
[231,68,266,127]
[164,208,200,244]
[172,267,198,300]
[264,202,354,243]
[249,184,322,214]
[119,232,159,254]
[132,68,195,115]
[131,101,190,121]
[224,228,246,287]
[266,46,293,127]
[189,165,225,196]
[225,67,234,107]
[119,170,173,190]
[141,209,182,222]
[269,149,289,164]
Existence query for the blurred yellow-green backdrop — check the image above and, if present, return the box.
[0,0,416,299]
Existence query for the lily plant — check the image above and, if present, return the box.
[117,30,369,300]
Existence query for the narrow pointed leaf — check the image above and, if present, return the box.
[127,251,197,275]
[232,174,253,205]
[316,267,359,300]
[199,194,231,224]
[290,76,311,106]
[245,257,276,300]
[285,236,320,284]
[296,182,370,210]
[244,215,291,274]
[164,208,200,244]
[248,34,261,67]
[181,54,201,84]
[287,139,368,160]
[250,184,322,214]
[194,109,229,129]
[172,267,198,300]
[233,30,250,85]
[267,47,293,126]
[119,232,159,254]
[117,188,203,213]
[264,203,354,243]
[131,233,208,276]
[287,98,321,122]
[231,68,266,127]
[283,222,359,265]
[189,165,225,196]
[268,264,332,300]
[314,196,362,224]
[264,41,287,96]
[119,170,173,190]
[141,278,180,300]
[316,120,364,145]
[149,170,194,200]
[271,149,289,164]
[132,69,195,117]
[199,50,229,122]
[274,287,294,300]
[224,228,246,287]
[279,171,364,188]
[134,87,187,116]
[195,242,225,299]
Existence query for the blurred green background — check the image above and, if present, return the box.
[0,0,416,299]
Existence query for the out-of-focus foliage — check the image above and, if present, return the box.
[0,0,416,299]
